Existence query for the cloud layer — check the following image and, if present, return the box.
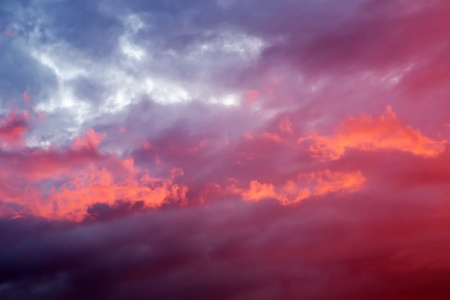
[1,0,450,299]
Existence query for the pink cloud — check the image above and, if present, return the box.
[300,106,446,160]
[0,111,29,148]
[230,170,365,205]
[0,114,189,220]
[22,91,32,101]
[71,128,106,150]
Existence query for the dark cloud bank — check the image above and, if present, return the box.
[3,189,450,300]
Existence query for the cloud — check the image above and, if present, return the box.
[0,110,28,148]
[2,190,450,299]
[71,128,106,150]
[231,170,365,205]
[0,104,188,220]
[1,0,450,299]
[300,106,446,160]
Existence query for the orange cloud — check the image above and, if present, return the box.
[48,162,188,221]
[0,162,188,221]
[0,128,188,221]
[300,106,446,160]
[231,170,366,205]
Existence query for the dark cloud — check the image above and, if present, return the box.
[83,199,146,222]
[2,191,450,299]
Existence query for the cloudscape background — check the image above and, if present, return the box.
[1,0,450,299]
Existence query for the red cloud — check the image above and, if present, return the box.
[300,106,446,160]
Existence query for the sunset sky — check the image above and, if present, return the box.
[1,0,450,299]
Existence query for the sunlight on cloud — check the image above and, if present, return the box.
[300,106,447,160]
[230,170,366,205]
[0,126,188,221]
[4,1,450,299]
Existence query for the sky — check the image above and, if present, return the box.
[1,0,450,299]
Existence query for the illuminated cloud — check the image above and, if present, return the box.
[232,170,366,205]
[2,0,450,299]
[0,116,188,220]
[71,128,106,150]
[300,106,447,160]
[49,162,188,220]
